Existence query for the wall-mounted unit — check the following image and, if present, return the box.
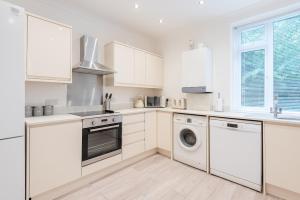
[181,46,213,93]
[26,13,72,83]
[104,41,163,89]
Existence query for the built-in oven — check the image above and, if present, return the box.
[82,115,122,166]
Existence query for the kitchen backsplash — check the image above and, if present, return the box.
[25,80,159,114]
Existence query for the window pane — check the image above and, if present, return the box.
[241,25,265,45]
[241,50,265,107]
[273,15,300,111]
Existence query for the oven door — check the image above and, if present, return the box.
[82,123,122,166]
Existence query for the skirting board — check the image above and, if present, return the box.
[266,183,300,200]
[157,148,171,158]
[31,149,158,200]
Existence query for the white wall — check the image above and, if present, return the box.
[7,0,299,111]
[6,0,161,108]
[160,0,299,111]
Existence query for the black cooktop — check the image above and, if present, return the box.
[71,110,115,117]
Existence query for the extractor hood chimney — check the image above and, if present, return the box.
[73,35,115,75]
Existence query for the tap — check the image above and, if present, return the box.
[270,96,282,118]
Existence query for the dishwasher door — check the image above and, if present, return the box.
[210,118,262,191]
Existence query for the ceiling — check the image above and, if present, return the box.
[57,0,267,38]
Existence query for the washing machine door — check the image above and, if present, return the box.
[177,126,201,151]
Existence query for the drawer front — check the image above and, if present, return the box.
[122,141,145,160]
[123,131,145,146]
[123,113,145,125]
[123,122,145,135]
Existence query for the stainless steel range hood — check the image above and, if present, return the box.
[73,35,115,75]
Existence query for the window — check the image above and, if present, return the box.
[233,12,300,112]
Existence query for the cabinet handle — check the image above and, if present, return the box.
[90,125,119,132]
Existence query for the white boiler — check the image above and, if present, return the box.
[181,46,213,93]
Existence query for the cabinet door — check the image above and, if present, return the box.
[114,44,134,85]
[134,50,146,85]
[146,54,163,88]
[157,112,172,151]
[27,15,72,82]
[145,111,157,150]
[29,121,81,197]
[265,124,300,194]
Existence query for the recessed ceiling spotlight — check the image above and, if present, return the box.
[134,3,139,9]
[198,0,205,5]
[159,19,163,24]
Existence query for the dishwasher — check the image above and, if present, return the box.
[210,117,262,191]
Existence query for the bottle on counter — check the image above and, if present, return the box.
[215,92,224,112]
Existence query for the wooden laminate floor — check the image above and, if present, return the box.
[57,155,280,200]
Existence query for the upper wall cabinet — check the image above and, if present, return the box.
[146,54,163,88]
[26,14,72,83]
[114,44,135,85]
[105,42,163,89]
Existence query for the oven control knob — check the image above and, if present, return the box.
[91,121,96,126]
[112,118,115,122]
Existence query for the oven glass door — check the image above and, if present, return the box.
[82,123,122,166]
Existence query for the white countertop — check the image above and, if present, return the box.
[118,108,300,126]
[25,114,82,126]
[25,108,300,126]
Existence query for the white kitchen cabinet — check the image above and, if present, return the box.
[26,14,72,83]
[105,42,163,88]
[122,114,145,160]
[28,121,81,197]
[157,111,172,152]
[146,54,163,88]
[145,111,157,150]
[114,43,135,85]
[134,50,147,85]
[265,123,300,197]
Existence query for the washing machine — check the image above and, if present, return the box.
[173,114,207,171]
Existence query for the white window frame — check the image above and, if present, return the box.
[232,10,300,113]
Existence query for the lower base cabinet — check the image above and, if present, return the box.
[157,111,172,152]
[145,111,157,150]
[28,121,82,198]
[122,113,146,160]
[265,123,300,197]
[27,111,173,198]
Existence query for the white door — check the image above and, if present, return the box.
[0,137,25,200]
[27,15,72,82]
[29,122,82,197]
[134,50,146,85]
[114,44,134,85]
[0,1,25,139]
[146,54,163,88]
